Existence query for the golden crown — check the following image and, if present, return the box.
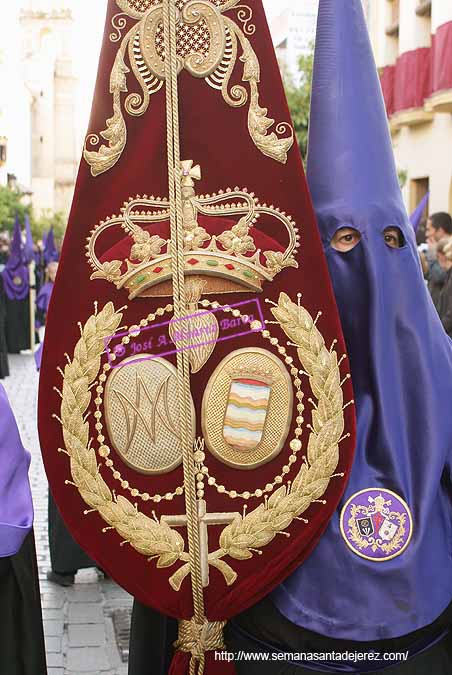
[86,160,300,299]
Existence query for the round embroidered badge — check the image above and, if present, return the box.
[340,488,413,562]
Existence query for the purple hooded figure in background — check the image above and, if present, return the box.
[226,1,452,673]
[43,226,59,266]
[0,383,47,673]
[2,215,31,354]
[410,193,430,233]
[34,260,59,371]
[1,215,29,303]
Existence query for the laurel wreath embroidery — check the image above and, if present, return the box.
[60,302,189,570]
[59,294,346,589]
[347,505,406,555]
[202,293,345,585]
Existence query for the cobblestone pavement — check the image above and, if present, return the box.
[3,354,132,675]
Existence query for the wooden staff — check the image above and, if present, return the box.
[29,258,36,352]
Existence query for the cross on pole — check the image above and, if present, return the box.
[162,500,239,587]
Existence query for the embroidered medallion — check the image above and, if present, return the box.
[340,488,413,562]
[202,347,293,469]
[104,354,195,474]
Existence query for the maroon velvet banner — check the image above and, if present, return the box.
[38,2,356,673]
[431,21,452,94]
[393,47,432,113]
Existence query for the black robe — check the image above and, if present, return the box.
[225,596,452,675]
[127,597,452,675]
[0,531,47,675]
[5,295,30,354]
[48,491,96,574]
[128,600,178,675]
[0,277,9,378]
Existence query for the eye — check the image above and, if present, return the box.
[331,228,362,252]
[383,227,405,249]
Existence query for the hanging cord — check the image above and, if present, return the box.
[162,3,215,673]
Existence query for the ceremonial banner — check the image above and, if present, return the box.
[38,2,356,673]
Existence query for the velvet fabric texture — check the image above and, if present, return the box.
[273,0,452,642]
[39,2,356,674]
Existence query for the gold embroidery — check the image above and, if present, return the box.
[202,348,294,470]
[86,161,300,298]
[58,294,347,590]
[104,355,196,474]
[233,4,255,36]
[163,500,239,587]
[85,1,293,176]
[201,293,346,580]
[110,12,129,42]
[84,46,131,177]
[58,302,189,571]
[168,279,220,373]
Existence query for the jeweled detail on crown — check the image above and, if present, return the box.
[86,160,300,299]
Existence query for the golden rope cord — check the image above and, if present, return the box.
[162,0,207,655]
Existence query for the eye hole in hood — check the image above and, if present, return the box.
[330,226,406,254]
[331,227,362,252]
[383,226,405,249]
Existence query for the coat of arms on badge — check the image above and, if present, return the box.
[340,488,413,562]
[356,517,374,538]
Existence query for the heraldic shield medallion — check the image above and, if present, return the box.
[38,2,356,673]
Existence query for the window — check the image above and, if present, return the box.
[386,0,400,36]
[416,1,432,18]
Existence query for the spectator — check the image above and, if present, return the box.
[421,212,452,308]
[416,218,427,250]
[437,238,452,338]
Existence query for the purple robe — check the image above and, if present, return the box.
[273,0,452,642]
[36,281,54,317]
[0,383,33,557]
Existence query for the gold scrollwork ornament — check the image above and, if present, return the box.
[84,0,294,176]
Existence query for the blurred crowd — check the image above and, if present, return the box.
[418,212,452,338]
[0,222,60,380]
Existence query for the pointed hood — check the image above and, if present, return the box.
[1,215,29,301]
[9,215,23,268]
[410,193,429,232]
[43,226,59,266]
[307,0,408,244]
[273,0,452,642]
